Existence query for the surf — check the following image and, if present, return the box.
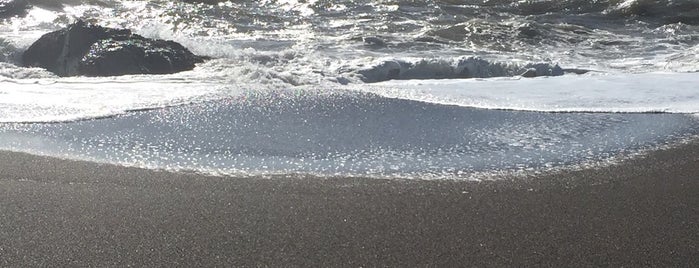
[1,0,698,179]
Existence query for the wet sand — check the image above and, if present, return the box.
[0,141,697,267]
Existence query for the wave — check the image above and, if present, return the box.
[0,76,228,123]
[2,71,697,124]
[358,72,699,114]
[353,57,568,83]
[506,0,698,22]
[0,38,20,63]
[2,87,697,179]
[168,0,699,25]
[2,0,698,74]
[0,0,697,125]
[605,0,699,25]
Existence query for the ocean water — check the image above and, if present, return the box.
[0,0,698,179]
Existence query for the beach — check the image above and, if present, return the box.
[2,1,699,266]
[0,140,697,267]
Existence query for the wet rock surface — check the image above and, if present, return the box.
[22,20,206,77]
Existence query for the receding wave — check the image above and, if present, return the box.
[0,76,227,123]
[359,72,699,114]
[2,70,698,124]
[2,90,697,179]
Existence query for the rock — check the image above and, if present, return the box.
[334,76,351,85]
[79,38,202,76]
[521,64,581,78]
[22,20,206,77]
[0,0,30,18]
[562,68,591,75]
[520,63,564,78]
[520,68,538,78]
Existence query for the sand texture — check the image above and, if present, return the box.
[0,142,698,266]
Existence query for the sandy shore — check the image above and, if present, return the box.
[0,141,698,267]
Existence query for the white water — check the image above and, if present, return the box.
[1,0,698,179]
[364,72,699,114]
[0,75,227,123]
[1,72,697,124]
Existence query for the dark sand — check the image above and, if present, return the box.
[0,142,697,267]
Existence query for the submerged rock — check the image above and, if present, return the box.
[22,20,206,77]
[521,63,564,77]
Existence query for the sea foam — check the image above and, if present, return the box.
[360,72,699,114]
[2,71,697,124]
[0,76,227,123]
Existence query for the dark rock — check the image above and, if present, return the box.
[79,39,201,76]
[334,76,350,85]
[22,20,206,77]
[521,64,584,78]
[562,68,591,75]
[520,68,538,78]
[0,0,30,18]
[521,63,564,78]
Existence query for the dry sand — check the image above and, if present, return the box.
[0,141,697,266]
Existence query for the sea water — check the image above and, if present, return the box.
[0,0,698,179]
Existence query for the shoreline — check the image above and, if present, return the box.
[0,140,698,266]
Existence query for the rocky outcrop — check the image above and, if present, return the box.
[22,20,206,77]
[0,0,30,18]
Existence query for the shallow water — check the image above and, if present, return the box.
[1,93,697,179]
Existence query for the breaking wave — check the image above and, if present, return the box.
[353,57,569,83]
